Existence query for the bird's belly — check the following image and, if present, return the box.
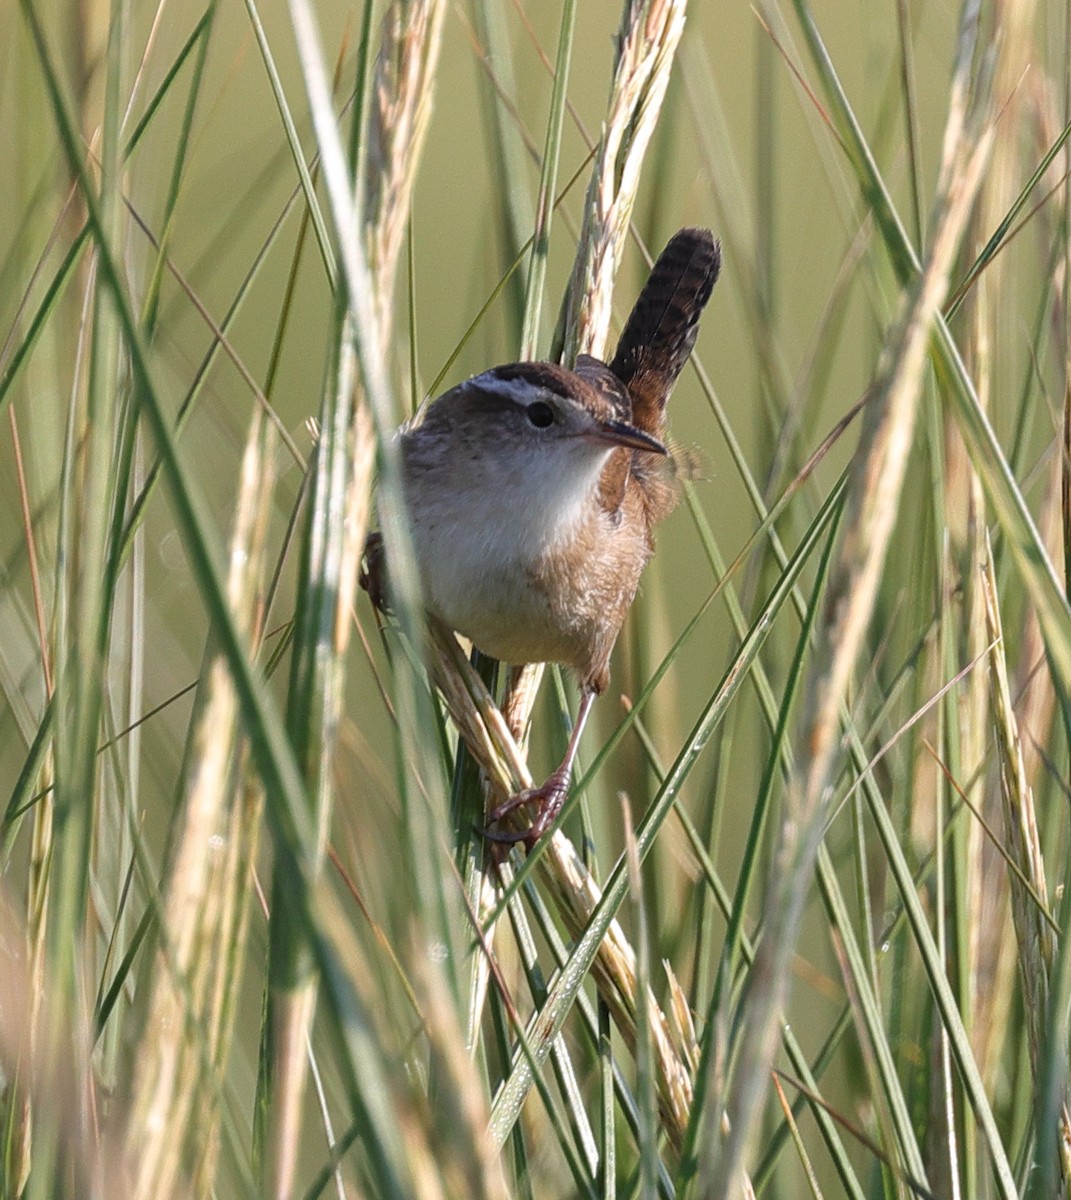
[412,517,589,668]
[424,553,579,666]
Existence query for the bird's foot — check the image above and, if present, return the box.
[482,767,571,849]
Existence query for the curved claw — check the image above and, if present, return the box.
[482,770,570,849]
[480,822,536,847]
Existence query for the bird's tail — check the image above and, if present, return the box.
[610,228,720,435]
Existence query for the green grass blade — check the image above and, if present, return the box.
[518,0,577,359]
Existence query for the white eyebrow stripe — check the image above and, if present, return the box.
[470,371,551,403]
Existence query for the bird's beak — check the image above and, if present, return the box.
[594,418,668,456]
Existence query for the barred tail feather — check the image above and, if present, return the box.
[610,228,720,435]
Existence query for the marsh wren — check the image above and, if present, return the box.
[364,228,720,845]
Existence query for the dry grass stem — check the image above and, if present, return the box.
[410,8,700,1150]
[264,2,445,1191]
[489,0,690,882]
[7,0,1071,1193]
[563,0,688,363]
[365,0,447,346]
[711,41,998,1195]
[426,623,694,1146]
[0,886,122,1196]
[981,539,1071,1177]
[409,954,511,1200]
[123,412,275,1198]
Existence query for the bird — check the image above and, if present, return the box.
[362,227,720,846]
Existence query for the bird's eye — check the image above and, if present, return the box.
[526,401,554,428]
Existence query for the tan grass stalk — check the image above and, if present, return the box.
[562,0,688,363]
[709,68,996,1200]
[950,0,1039,1100]
[13,267,99,1197]
[419,0,696,1152]
[981,539,1071,1179]
[122,411,276,1199]
[1013,53,1069,794]
[489,0,689,804]
[16,753,53,1193]
[0,884,122,1197]
[427,624,695,1147]
[494,0,688,753]
[365,0,446,347]
[411,951,511,1200]
[264,5,444,1195]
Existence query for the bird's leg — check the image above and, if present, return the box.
[484,689,598,847]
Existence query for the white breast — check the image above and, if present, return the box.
[404,438,611,665]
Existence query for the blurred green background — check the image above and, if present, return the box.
[0,0,1012,1049]
[2,1,1068,1194]
[0,0,964,852]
